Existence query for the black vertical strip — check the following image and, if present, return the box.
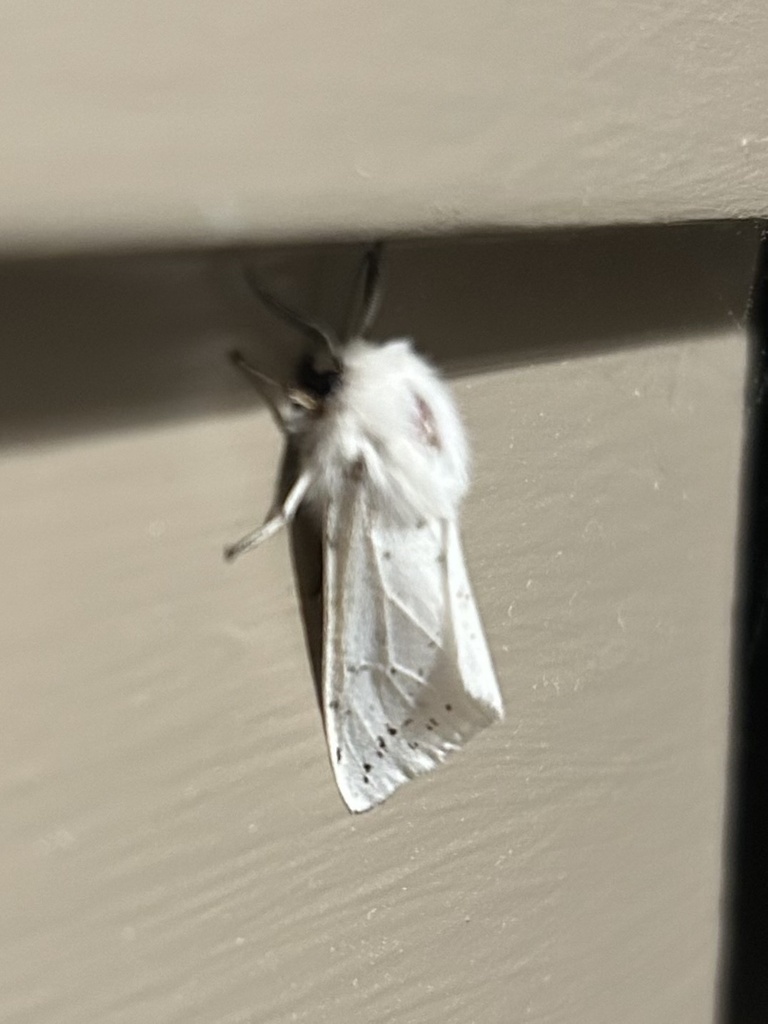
[722,228,768,1023]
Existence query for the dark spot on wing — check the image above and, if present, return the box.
[386,725,398,736]
[388,666,398,677]
[426,723,434,731]
[348,458,365,482]
[376,750,384,758]
[403,718,413,727]
[417,667,425,677]
[408,741,419,749]
[346,664,357,673]
[363,775,370,784]
[363,763,372,772]
[296,353,343,399]
[445,704,453,712]
[336,746,342,763]
[427,640,437,650]
[330,699,340,711]
[377,736,387,749]
[383,550,392,560]
[429,718,439,727]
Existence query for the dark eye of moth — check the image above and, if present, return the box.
[296,354,343,399]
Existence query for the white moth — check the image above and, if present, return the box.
[226,246,503,812]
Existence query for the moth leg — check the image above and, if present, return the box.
[229,349,290,435]
[224,470,313,561]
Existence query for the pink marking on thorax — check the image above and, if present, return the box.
[414,394,441,450]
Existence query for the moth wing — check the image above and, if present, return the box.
[323,479,502,813]
[445,520,504,717]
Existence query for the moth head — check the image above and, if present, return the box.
[241,242,382,414]
[287,352,344,412]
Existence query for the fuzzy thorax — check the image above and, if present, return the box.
[296,340,469,526]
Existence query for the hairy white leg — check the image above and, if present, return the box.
[224,470,313,561]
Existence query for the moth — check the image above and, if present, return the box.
[226,245,503,812]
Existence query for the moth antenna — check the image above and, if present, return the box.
[347,241,385,341]
[242,264,341,365]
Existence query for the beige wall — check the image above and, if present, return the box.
[0,226,758,1021]
[0,2,767,252]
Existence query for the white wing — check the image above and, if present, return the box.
[445,519,504,716]
[323,478,503,813]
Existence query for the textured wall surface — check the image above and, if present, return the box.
[1,1,767,251]
[0,227,757,1022]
